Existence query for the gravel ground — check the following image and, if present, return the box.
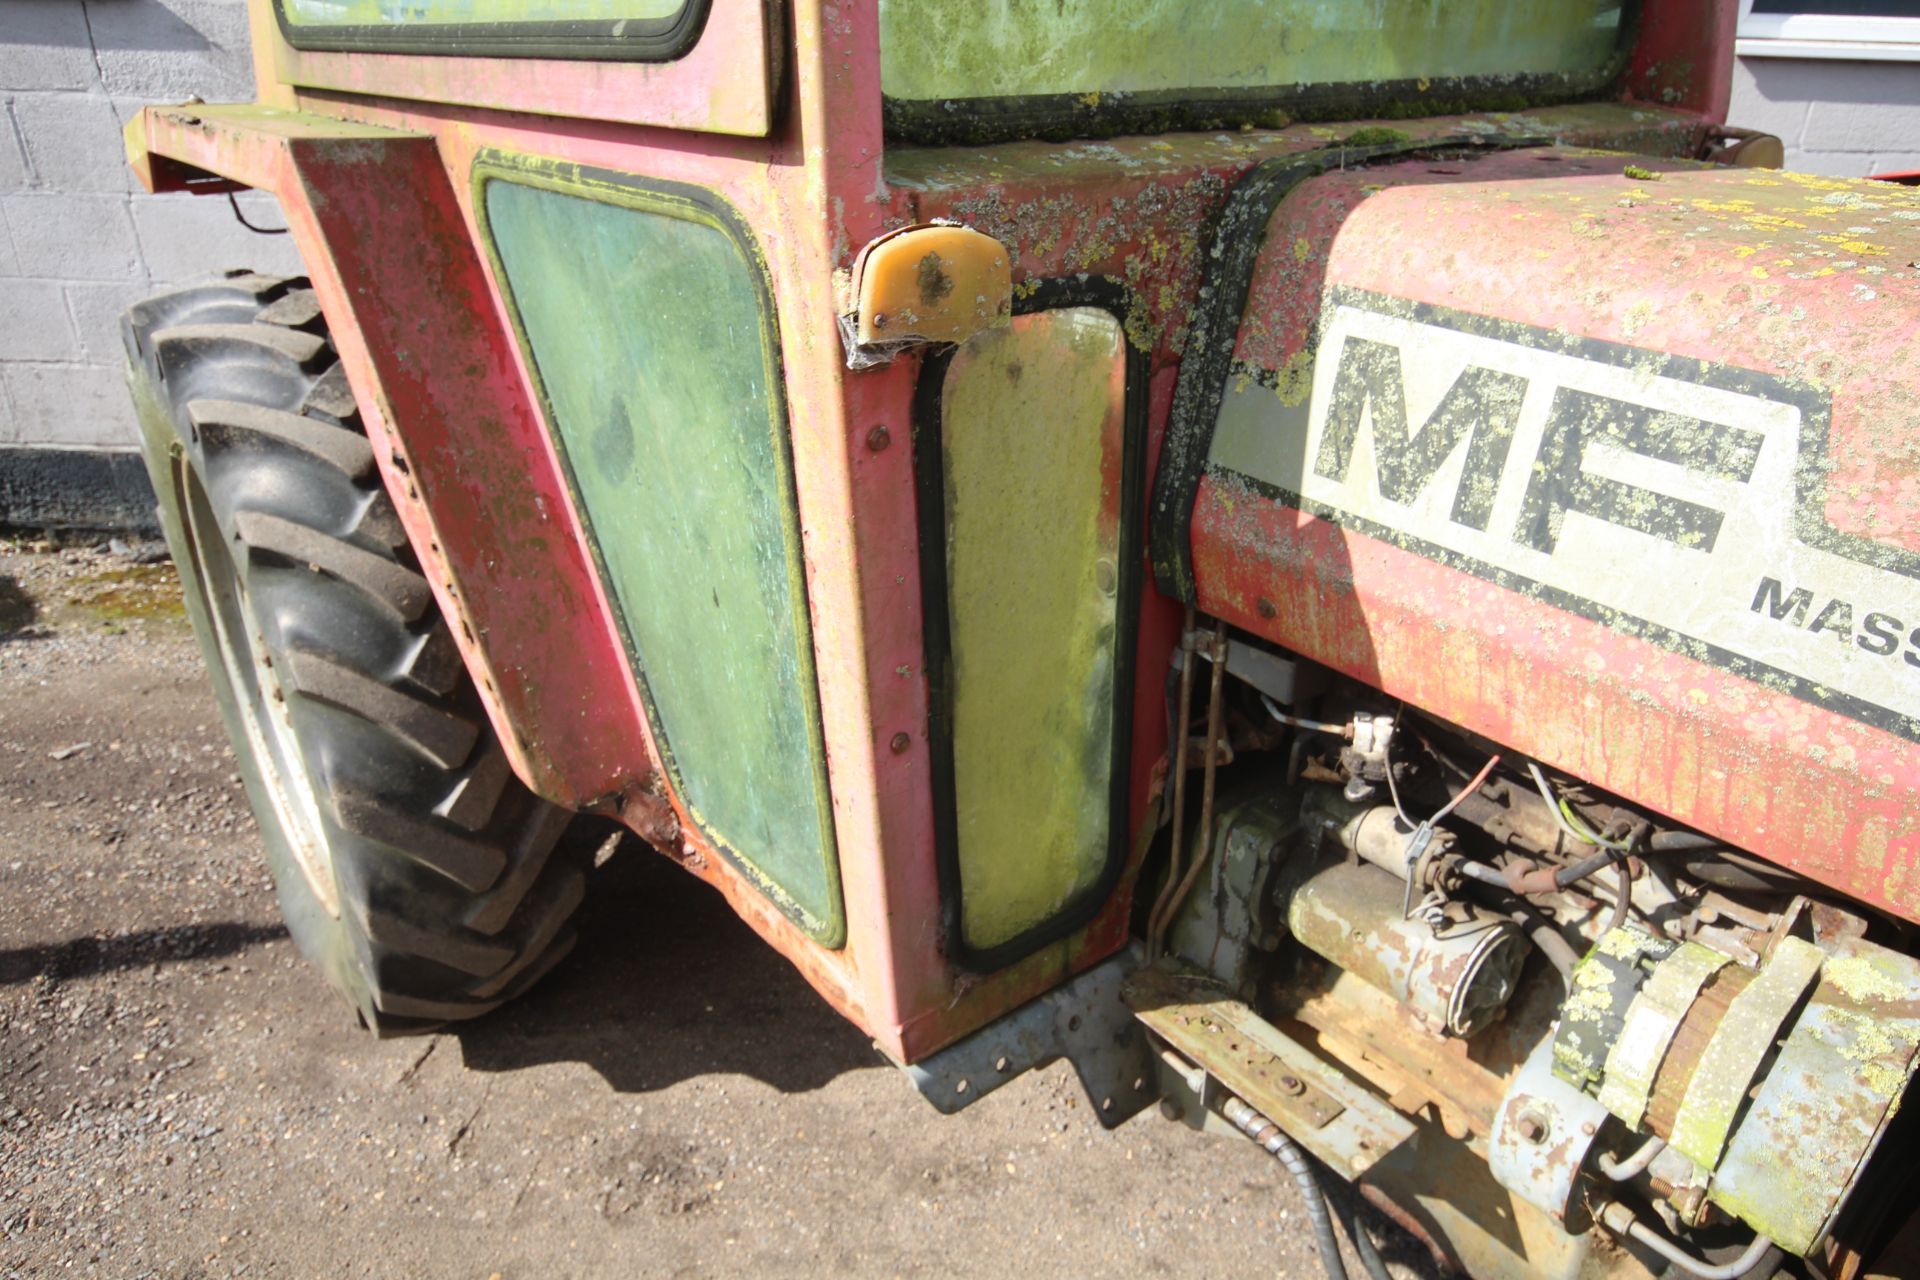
[0,539,1427,1279]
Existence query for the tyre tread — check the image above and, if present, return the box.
[123,272,582,1035]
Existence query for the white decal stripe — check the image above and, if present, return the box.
[1220,301,1920,730]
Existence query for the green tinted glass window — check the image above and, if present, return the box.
[283,0,680,23]
[882,0,1623,114]
[277,0,699,57]
[480,163,842,946]
[929,306,1135,959]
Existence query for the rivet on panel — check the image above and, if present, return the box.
[890,731,911,754]
[866,425,892,452]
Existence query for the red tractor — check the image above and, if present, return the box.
[120,1,1920,1275]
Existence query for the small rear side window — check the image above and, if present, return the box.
[277,0,706,60]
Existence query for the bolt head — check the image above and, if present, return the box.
[1159,1098,1183,1122]
[889,731,911,754]
[866,425,892,452]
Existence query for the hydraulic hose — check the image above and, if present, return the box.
[1220,1095,1348,1280]
[1331,1181,1394,1280]
[1555,845,1625,888]
[1649,831,1720,852]
[1504,901,1580,978]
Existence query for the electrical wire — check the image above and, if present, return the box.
[1527,761,1617,850]
[228,191,289,235]
[1525,760,1643,930]
[1381,707,1415,828]
[1558,797,1634,852]
[1433,753,1500,825]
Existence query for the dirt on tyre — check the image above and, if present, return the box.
[122,272,585,1035]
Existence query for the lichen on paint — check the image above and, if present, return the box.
[1823,951,1916,1005]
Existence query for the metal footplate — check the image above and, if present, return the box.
[1123,966,1415,1178]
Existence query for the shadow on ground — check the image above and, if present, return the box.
[0,574,39,638]
[0,921,289,985]
[454,821,884,1097]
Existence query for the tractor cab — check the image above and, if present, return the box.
[120,3,1920,1277]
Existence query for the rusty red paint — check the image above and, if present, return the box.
[265,0,778,136]
[1196,148,1920,924]
[1625,0,1738,122]
[132,105,652,813]
[125,0,1757,1067]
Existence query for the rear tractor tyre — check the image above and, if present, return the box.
[123,272,585,1035]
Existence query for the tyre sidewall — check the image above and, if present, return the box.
[129,369,372,1017]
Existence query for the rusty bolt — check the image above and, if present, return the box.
[866,425,892,452]
[1279,1075,1305,1096]
[1257,597,1278,619]
[1516,1112,1549,1144]
[872,312,888,330]
[889,731,911,754]
[1159,1098,1183,1122]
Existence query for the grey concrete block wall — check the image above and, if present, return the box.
[2,0,302,527]
[1729,56,1920,178]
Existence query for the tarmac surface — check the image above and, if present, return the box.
[0,540,1428,1279]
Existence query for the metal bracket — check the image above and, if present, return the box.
[1171,635,1299,705]
[1401,820,1435,919]
[898,948,1157,1129]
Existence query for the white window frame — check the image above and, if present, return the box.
[1736,0,1920,60]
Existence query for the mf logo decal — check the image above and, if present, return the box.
[1210,287,1920,741]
